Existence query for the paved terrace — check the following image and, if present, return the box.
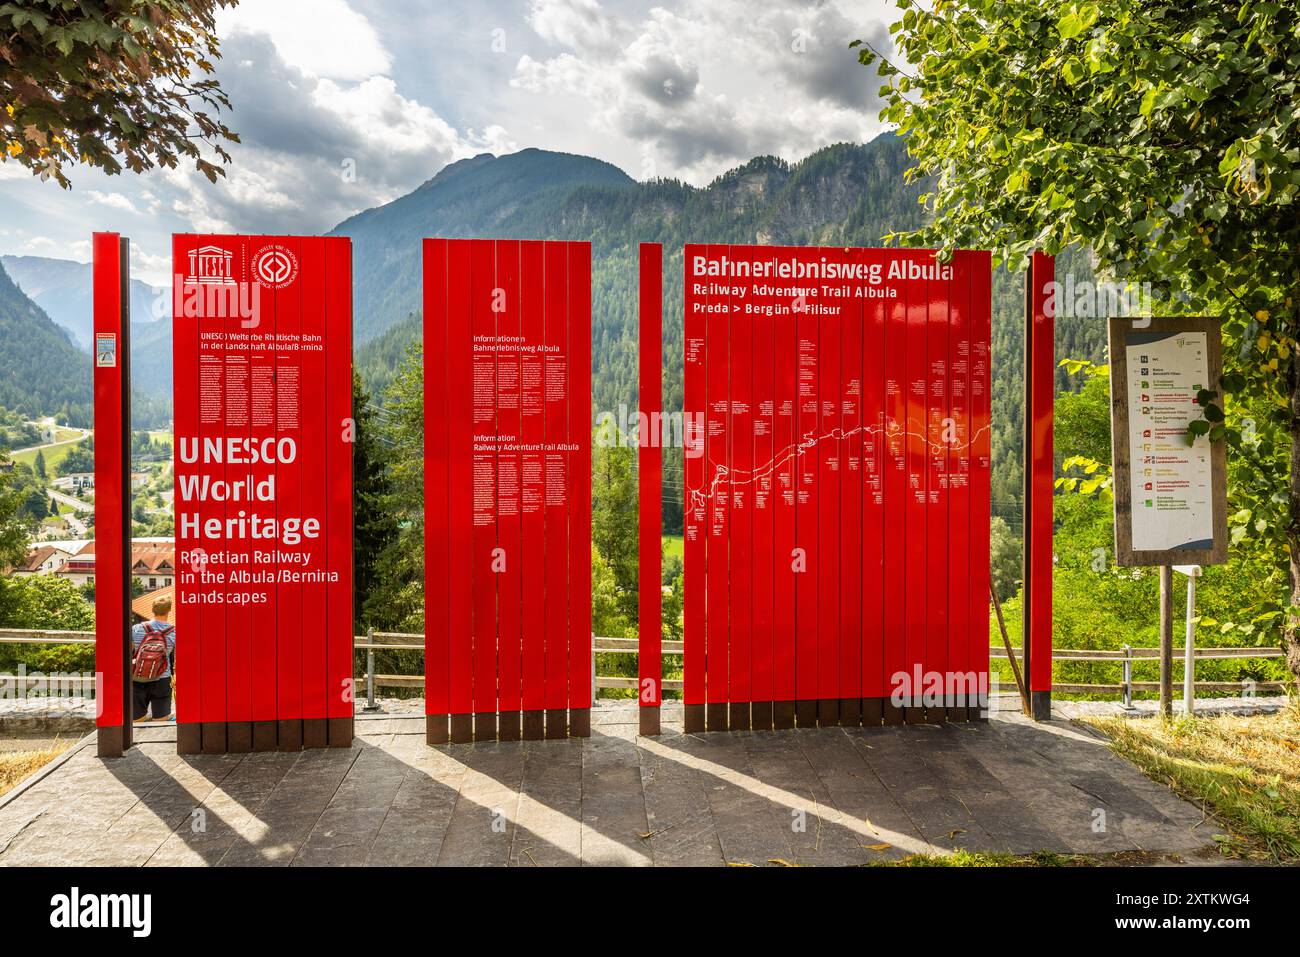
[0,702,1224,866]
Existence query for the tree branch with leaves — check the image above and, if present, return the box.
[0,0,239,187]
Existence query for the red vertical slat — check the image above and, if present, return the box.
[496,241,523,735]
[542,242,570,733]
[682,246,707,724]
[324,237,354,730]
[704,244,730,728]
[171,234,201,732]
[816,252,840,723]
[424,239,450,727]
[794,250,819,722]
[926,253,951,719]
[729,265,752,728]
[274,236,304,744]
[947,252,972,718]
[470,239,498,736]
[749,259,775,727]
[447,241,474,737]
[638,244,663,729]
[862,250,888,716]
[520,242,546,726]
[198,239,231,734]
[969,252,993,714]
[299,238,328,728]
[567,242,592,730]
[772,257,797,725]
[903,254,929,720]
[222,237,252,744]
[839,248,863,723]
[248,237,278,734]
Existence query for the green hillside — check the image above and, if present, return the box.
[0,260,92,427]
[351,136,1106,533]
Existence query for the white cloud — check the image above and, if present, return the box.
[510,0,888,184]
[86,190,139,214]
[217,0,392,80]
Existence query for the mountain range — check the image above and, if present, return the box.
[0,133,1107,520]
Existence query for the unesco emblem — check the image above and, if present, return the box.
[251,244,299,289]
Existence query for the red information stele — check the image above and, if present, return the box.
[682,244,994,729]
[172,234,354,754]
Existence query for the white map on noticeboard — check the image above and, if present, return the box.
[1125,330,1214,552]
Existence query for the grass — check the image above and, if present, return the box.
[0,741,73,798]
[1084,705,1300,862]
[662,534,683,562]
[11,435,86,472]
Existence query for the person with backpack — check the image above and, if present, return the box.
[131,596,177,722]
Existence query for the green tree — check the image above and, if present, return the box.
[592,421,639,622]
[989,516,1022,603]
[362,345,425,632]
[0,0,239,187]
[352,370,399,632]
[33,448,46,480]
[858,0,1300,680]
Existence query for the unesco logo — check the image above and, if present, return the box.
[251,244,299,289]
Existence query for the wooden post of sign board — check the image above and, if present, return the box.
[93,233,133,758]
[1159,565,1174,716]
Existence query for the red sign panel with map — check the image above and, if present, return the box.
[424,239,592,744]
[172,234,354,754]
[682,244,992,731]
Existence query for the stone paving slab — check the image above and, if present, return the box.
[0,704,1228,866]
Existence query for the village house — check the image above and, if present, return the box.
[55,538,175,590]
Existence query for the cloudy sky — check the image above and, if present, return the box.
[0,0,896,287]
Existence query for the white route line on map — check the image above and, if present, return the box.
[686,420,991,510]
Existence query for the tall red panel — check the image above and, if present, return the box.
[679,244,993,730]
[1027,253,1055,716]
[425,239,591,741]
[172,234,351,753]
[638,244,663,734]
[93,233,130,756]
[424,240,451,737]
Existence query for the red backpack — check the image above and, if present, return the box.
[132,622,174,681]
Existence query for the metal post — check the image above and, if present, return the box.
[363,626,380,713]
[1182,567,1198,716]
[1121,644,1133,710]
